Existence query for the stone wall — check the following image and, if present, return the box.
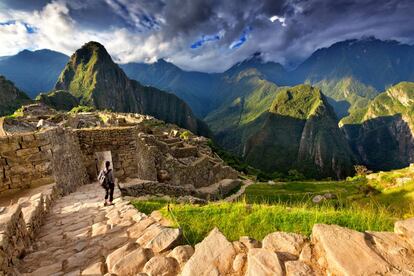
[46,128,89,195]
[0,132,54,194]
[136,133,238,188]
[0,183,58,275]
[76,127,140,182]
[0,128,88,197]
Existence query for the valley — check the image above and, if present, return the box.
[1,1,414,274]
[1,38,413,179]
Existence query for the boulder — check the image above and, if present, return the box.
[81,262,104,275]
[239,236,261,249]
[262,232,306,258]
[285,260,314,276]
[312,224,392,275]
[106,242,139,272]
[367,231,414,272]
[145,228,182,253]
[232,253,247,272]
[109,246,153,275]
[143,256,179,276]
[299,243,312,264]
[181,228,236,276]
[311,195,324,204]
[246,248,283,276]
[127,217,155,239]
[395,217,414,246]
[136,224,164,246]
[167,245,194,266]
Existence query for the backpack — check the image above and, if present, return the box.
[98,169,112,189]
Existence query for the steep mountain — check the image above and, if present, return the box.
[54,41,209,136]
[244,85,355,179]
[122,53,289,118]
[0,49,68,98]
[341,82,414,170]
[205,68,282,154]
[293,37,414,90]
[121,60,218,118]
[36,90,79,111]
[223,53,289,85]
[0,76,32,116]
[314,77,378,119]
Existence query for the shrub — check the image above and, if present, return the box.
[69,105,95,114]
[354,165,372,177]
[180,130,191,140]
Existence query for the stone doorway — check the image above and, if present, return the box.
[94,151,113,179]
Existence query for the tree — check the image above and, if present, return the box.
[354,165,372,177]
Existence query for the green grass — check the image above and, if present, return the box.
[244,181,361,204]
[131,199,169,215]
[131,168,414,245]
[158,201,394,245]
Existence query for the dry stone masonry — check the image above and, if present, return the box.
[0,104,239,200]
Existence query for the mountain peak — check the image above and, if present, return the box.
[55,41,124,102]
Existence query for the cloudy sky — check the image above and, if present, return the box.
[0,0,413,72]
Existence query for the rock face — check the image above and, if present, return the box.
[342,82,414,171]
[54,41,209,136]
[0,75,32,116]
[246,248,284,276]
[244,84,355,179]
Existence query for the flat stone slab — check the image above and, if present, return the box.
[312,224,393,275]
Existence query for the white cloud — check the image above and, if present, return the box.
[269,15,286,27]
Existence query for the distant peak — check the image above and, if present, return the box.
[17,49,33,56]
[71,41,112,63]
[83,41,106,49]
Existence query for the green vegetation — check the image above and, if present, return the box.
[133,200,393,245]
[179,130,191,140]
[341,81,414,127]
[269,85,323,119]
[131,199,169,215]
[36,90,79,111]
[244,181,361,204]
[315,77,378,119]
[363,166,414,218]
[207,140,263,178]
[69,105,95,114]
[0,76,32,116]
[132,166,414,245]
[244,84,355,178]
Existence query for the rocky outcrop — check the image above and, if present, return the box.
[54,41,210,136]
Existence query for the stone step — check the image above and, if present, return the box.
[170,146,198,159]
[162,137,181,144]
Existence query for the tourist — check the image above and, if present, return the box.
[98,161,115,206]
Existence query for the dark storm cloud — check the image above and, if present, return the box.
[0,0,51,10]
[1,0,413,71]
